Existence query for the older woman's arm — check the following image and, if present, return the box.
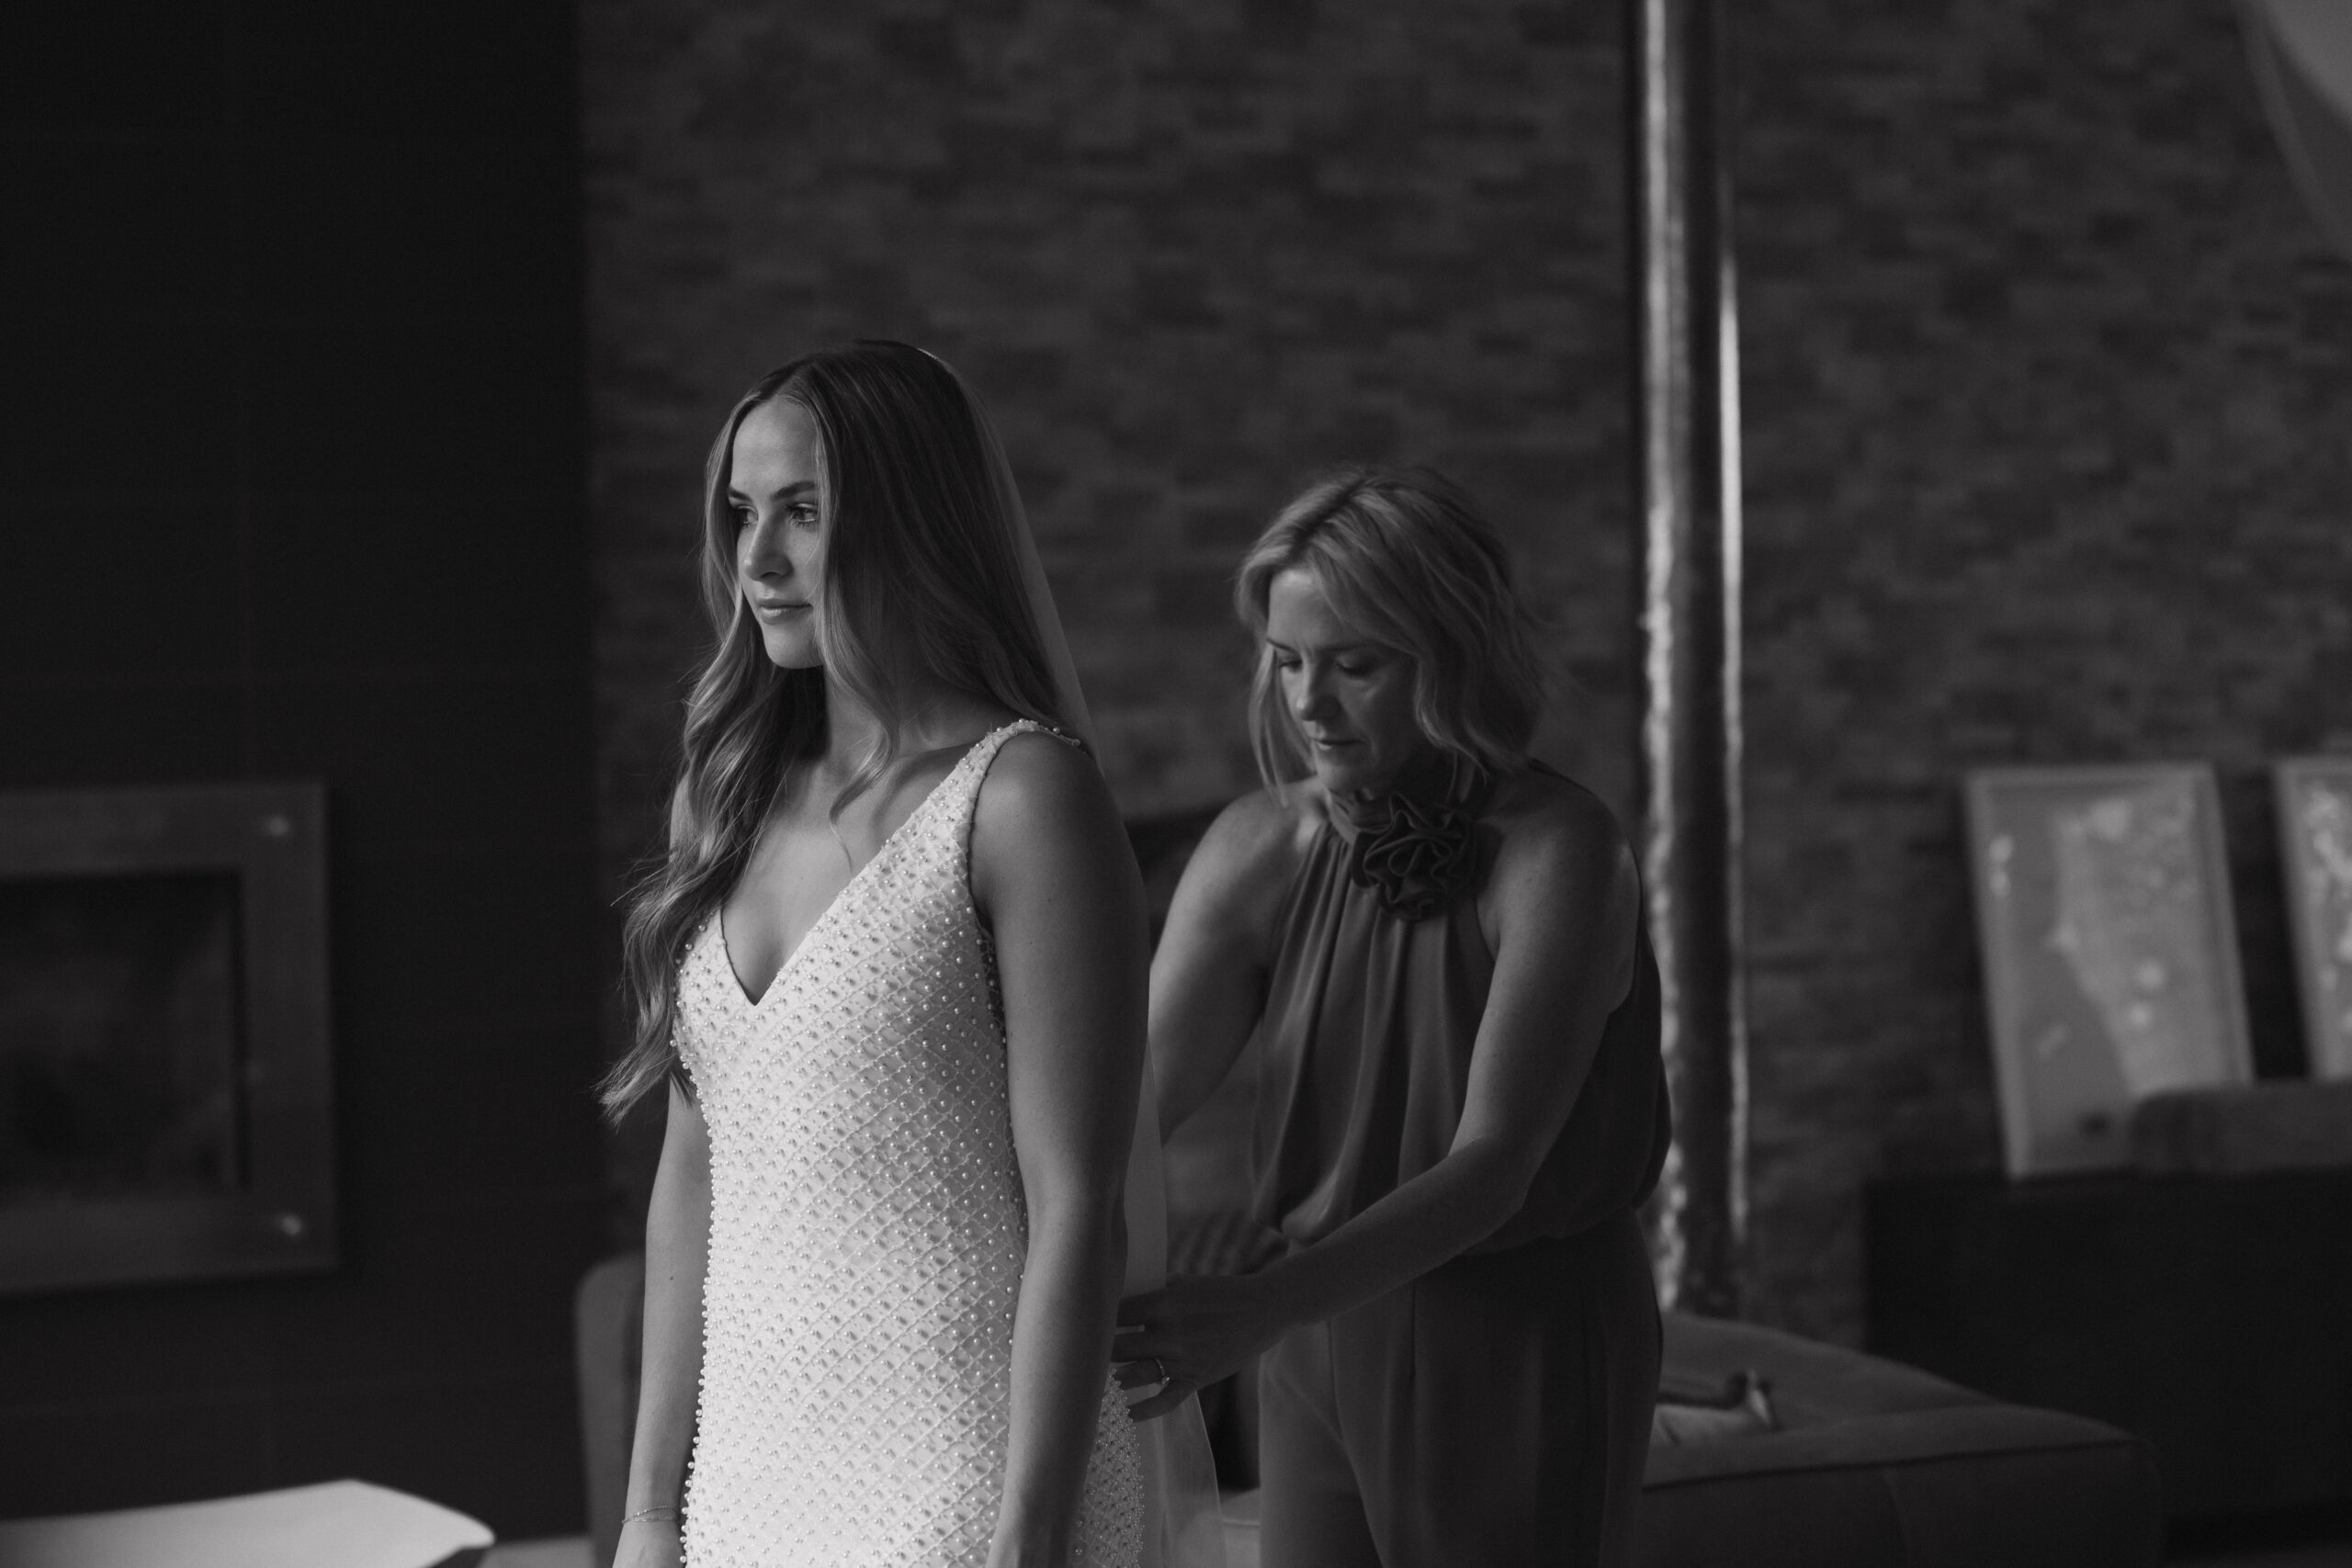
[1121,784,1638,1418]
[1145,791,1296,1135]
[974,733,1151,1568]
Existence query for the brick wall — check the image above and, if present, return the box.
[582,0,1637,900]
[1736,0,2352,1343]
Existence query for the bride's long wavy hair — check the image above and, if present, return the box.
[599,342,1069,1117]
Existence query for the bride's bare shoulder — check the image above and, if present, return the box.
[971,725,1116,829]
[966,728,1133,914]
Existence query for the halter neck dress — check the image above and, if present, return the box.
[673,722,1145,1568]
[1250,761,1669,1566]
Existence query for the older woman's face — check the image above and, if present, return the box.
[729,399,828,670]
[1264,567,1422,796]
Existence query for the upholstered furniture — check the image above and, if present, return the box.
[1640,1311,2161,1567]
[2130,1080,2352,1175]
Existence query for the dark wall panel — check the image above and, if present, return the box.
[0,0,600,1537]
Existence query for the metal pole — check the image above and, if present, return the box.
[1633,0,1747,1317]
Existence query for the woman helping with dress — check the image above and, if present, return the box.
[1121,469,1671,1566]
[600,341,1218,1568]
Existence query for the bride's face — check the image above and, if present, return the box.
[729,399,830,671]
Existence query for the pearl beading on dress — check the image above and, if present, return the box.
[674,722,1143,1567]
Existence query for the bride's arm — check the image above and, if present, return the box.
[614,1079,710,1568]
[972,733,1150,1568]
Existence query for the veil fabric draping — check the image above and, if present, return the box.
[961,373,1229,1568]
[2240,0,2352,262]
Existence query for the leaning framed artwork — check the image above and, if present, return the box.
[2274,757,2352,1080]
[1963,764,2253,1178]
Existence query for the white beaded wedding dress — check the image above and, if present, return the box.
[673,721,1148,1568]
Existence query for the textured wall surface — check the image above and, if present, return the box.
[581,0,1637,911]
[580,0,2352,1348]
[0,2,602,1532]
[1736,0,2352,1343]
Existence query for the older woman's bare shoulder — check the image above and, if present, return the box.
[1486,765,1634,881]
[1181,784,1321,907]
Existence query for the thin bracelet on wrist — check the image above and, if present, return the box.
[623,1505,682,1525]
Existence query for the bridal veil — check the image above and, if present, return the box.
[957,362,1229,1568]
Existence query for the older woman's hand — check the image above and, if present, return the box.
[1114,1271,1292,1422]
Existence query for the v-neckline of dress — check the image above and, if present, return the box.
[715,726,1005,1010]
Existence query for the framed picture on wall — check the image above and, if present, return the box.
[2274,757,2352,1080]
[1963,763,2253,1178]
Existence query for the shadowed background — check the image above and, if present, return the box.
[3,0,2350,1539]
[0,0,603,1534]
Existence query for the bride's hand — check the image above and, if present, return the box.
[612,1517,683,1568]
[1114,1272,1290,1422]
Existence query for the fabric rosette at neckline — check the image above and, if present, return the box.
[1329,757,1491,921]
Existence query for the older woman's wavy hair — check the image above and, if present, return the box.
[1235,467,1547,789]
[599,342,1069,1118]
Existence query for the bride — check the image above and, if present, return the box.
[598,341,1220,1567]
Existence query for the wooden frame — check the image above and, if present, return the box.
[2274,757,2352,1080]
[1964,764,2252,1178]
[0,781,335,1293]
